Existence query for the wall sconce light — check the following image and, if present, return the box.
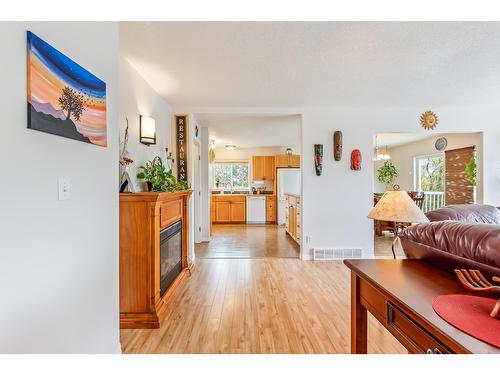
[140,115,156,145]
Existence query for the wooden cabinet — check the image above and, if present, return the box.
[266,195,276,223]
[212,195,246,223]
[215,201,231,222]
[275,154,301,168]
[119,191,193,329]
[252,156,275,180]
[285,194,301,244]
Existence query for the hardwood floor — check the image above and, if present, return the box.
[196,224,300,258]
[374,234,405,258]
[120,258,407,354]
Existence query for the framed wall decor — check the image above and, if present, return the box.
[175,114,188,182]
[27,31,107,147]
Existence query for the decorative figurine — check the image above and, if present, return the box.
[454,269,500,319]
[420,110,439,130]
[314,144,323,176]
[119,118,135,193]
[351,149,362,171]
[333,131,343,161]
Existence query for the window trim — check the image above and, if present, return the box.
[212,160,250,190]
[413,152,445,192]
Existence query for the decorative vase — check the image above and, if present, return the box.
[314,144,323,176]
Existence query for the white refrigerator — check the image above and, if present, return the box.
[277,168,301,225]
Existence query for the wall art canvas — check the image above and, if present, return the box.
[27,31,107,147]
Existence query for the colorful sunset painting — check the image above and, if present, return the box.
[27,31,107,147]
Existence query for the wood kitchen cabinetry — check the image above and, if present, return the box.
[212,195,246,223]
[266,195,276,223]
[252,156,275,181]
[275,154,301,168]
[285,194,301,244]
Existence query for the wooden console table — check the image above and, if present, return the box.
[344,259,500,354]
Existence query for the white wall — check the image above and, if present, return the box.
[373,133,483,203]
[118,57,173,192]
[0,22,120,353]
[301,108,500,259]
[214,146,300,161]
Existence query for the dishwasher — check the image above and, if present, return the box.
[246,196,266,224]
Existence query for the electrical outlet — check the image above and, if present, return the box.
[58,177,71,201]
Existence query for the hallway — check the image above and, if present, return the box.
[120,257,406,354]
[196,224,300,259]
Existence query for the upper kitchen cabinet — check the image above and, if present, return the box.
[275,154,301,168]
[252,156,275,180]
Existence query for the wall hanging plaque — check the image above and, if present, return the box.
[175,114,188,182]
[314,144,323,176]
[27,31,107,147]
[435,137,448,151]
[351,149,362,171]
[420,110,439,130]
[333,131,343,161]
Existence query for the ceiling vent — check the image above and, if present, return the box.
[313,248,363,261]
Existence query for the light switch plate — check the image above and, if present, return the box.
[58,177,71,200]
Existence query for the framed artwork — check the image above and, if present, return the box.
[27,31,107,147]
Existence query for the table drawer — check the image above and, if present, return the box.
[386,302,450,354]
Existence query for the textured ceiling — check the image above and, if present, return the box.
[195,113,301,148]
[120,22,500,108]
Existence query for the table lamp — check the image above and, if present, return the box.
[368,189,429,258]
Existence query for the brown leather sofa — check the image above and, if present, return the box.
[425,204,500,224]
[400,204,500,278]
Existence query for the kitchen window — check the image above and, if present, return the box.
[213,161,249,189]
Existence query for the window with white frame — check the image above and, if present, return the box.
[414,154,445,192]
[213,161,249,189]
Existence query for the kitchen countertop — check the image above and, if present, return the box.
[212,193,275,197]
[284,193,301,198]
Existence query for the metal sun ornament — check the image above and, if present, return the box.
[420,111,439,130]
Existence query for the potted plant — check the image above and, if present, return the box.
[465,153,477,202]
[377,161,398,190]
[137,156,189,192]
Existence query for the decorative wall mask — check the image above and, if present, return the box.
[314,144,323,176]
[333,131,343,161]
[420,111,439,130]
[351,149,362,171]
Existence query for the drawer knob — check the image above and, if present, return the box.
[426,348,442,354]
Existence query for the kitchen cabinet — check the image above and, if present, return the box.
[212,195,246,223]
[285,194,301,244]
[275,154,301,168]
[266,195,276,223]
[252,156,275,180]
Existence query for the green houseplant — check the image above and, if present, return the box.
[137,156,189,192]
[377,161,398,190]
[464,153,477,186]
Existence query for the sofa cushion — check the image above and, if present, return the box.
[400,221,500,277]
[426,204,500,224]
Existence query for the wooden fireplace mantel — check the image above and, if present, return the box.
[119,190,193,329]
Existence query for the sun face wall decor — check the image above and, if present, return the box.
[420,111,438,130]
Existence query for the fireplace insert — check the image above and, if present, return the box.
[159,220,182,296]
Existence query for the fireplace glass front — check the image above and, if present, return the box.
[159,220,182,296]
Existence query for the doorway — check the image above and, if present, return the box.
[372,132,483,258]
[193,113,303,259]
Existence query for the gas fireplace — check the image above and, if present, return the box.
[159,220,182,296]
